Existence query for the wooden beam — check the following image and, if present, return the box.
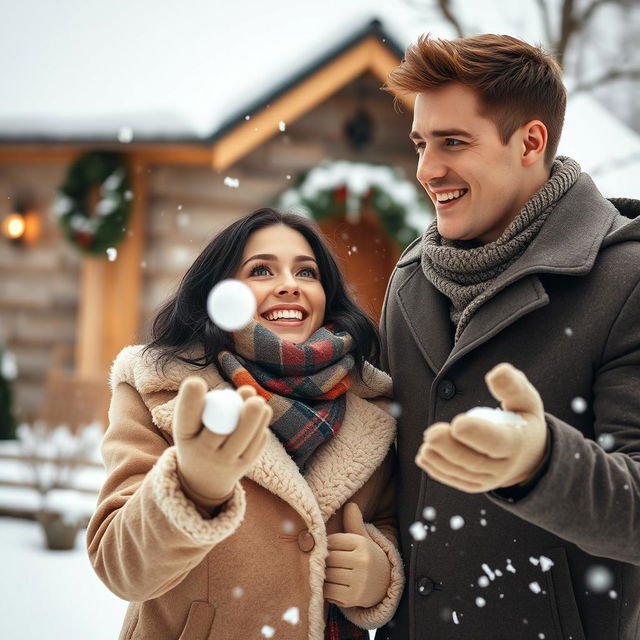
[211,36,390,171]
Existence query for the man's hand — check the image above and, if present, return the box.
[415,363,548,493]
[324,503,391,609]
[174,376,272,511]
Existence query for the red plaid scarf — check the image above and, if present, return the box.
[217,320,354,470]
[218,320,367,639]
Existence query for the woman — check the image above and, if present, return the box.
[87,208,403,639]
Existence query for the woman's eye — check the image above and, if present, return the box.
[298,267,318,278]
[249,264,271,276]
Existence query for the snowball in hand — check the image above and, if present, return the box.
[466,406,526,428]
[202,389,244,435]
[207,279,256,331]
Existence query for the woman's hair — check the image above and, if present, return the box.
[385,33,566,166]
[145,207,380,377]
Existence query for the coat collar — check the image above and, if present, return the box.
[111,345,396,524]
[396,173,619,374]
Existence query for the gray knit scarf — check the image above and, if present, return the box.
[421,156,581,342]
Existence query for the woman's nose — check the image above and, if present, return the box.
[275,272,299,296]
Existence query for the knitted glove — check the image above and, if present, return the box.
[415,363,548,493]
[324,503,392,608]
[174,376,272,512]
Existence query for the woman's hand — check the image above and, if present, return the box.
[324,503,391,609]
[174,376,272,512]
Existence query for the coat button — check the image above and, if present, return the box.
[437,379,456,400]
[416,576,435,596]
[297,530,315,552]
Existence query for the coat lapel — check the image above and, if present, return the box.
[393,173,619,373]
[396,260,453,376]
[146,379,395,525]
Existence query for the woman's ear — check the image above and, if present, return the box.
[520,120,548,167]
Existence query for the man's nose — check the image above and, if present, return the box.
[416,147,446,188]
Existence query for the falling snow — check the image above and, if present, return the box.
[224,176,240,188]
[478,576,490,588]
[529,582,542,594]
[475,597,486,607]
[450,515,465,530]
[261,625,275,638]
[597,433,615,451]
[106,248,117,262]
[571,397,588,414]
[279,120,286,132]
[282,607,299,625]
[409,521,427,541]
[585,565,614,593]
[117,126,134,143]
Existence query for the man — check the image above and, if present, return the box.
[378,34,640,639]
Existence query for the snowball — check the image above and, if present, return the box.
[409,521,427,541]
[450,515,465,530]
[529,581,542,594]
[207,279,256,331]
[422,506,436,521]
[282,607,299,625]
[475,597,486,608]
[106,248,117,262]
[202,389,244,435]
[466,406,526,428]
[261,625,275,638]
[224,176,240,188]
[585,565,614,593]
[571,397,587,414]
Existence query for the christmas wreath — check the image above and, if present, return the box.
[277,160,433,248]
[54,151,133,255]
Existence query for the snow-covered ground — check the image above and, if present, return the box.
[0,517,128,640]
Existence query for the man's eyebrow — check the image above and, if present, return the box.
[241,254,317,267]
[410,128,473,139]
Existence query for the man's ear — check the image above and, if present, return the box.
[520,120,547,167]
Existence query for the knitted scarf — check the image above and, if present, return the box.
[421,156,581,342]
[217,319,354,470]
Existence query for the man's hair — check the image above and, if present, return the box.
[385,34,566,165]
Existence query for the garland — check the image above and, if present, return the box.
[277,160,433,248]
[54,151,133,255]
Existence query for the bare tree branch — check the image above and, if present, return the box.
[535,0,555,47]
[579,0,619,25]
[571,67,640,93]
[436,0,465,38]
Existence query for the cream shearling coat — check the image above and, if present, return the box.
[87,345,404,639]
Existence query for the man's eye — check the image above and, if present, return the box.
[413,142,425,154]
[445,138,464,146]
[249,264,271,276]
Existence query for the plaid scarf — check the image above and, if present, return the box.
[217,319,354,470]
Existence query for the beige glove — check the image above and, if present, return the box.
[174,376,272,512]
[415,362,548,493]
[324,503,392,609]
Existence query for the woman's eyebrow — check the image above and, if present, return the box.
[241,254,317,267]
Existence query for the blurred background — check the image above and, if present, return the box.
[0,0,639,637]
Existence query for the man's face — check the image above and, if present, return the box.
[411,83,531,244]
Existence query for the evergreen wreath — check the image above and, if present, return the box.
[54,151,133,255]
[277,160,433,248]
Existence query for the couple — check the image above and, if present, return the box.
[87,34,640,640]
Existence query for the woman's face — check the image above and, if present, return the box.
[234,224,326,343]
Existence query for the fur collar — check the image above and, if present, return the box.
[111,345,396,523]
